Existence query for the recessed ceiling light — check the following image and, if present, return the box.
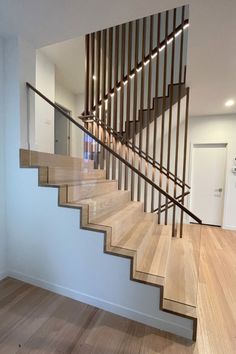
[225,99,235,107]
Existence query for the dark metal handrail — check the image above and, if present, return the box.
[26,82,202,224]
[154,191,190,214]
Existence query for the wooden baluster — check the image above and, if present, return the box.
[95,31,101,168]
[180,87,190,237]
[131,19,139,200]
[165,9,176,223]
[84,34,90,159]
[112,25,119,180]
[151,13,161,212]
[106,27,113,179]
[138,17,146,202]
[144,15,153,212]
[124,22,132,191]
[172,6,185,237]
[89,33,95,160]
[118,24,126,190]
[100,29,107,170]
[158,11,169,224]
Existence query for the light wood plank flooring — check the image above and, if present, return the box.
[0,226,235,353]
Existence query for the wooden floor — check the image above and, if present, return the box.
[0,226,235,353]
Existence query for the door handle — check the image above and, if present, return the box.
[215,188,223,192]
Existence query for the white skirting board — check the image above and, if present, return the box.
[6,167,194,340]
[0,271,7,281]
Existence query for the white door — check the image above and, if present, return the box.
[191,143,226,226]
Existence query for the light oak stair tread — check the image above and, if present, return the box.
[164,237,198,309]
[93,201,144,245]
[136,225,172,280]
[70,190,131,222]
[111,213,156,251]
[162,298,197,319]
[46,179,117,187]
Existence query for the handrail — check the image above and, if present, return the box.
[92,19,189,110]
[79,82,190,190]
[26,82,201,224]
[154,191,190,213]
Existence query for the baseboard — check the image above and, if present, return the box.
[0,271,8,281]
[8,270,193,340]
[222,224,236,231]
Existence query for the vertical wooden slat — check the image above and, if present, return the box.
[100,29,107,170]
[151,13,161,212]
[165,9,176,223]
[112,26,119,180]
[138,17,146,202]
[106,27,113,179]
[95,31,101,168]
[84,34,90,159]
[144,15,153,212]
[180,87,190,237]
[125,22,132,190]
[172,6,185,236]
[89,33,95,160]
[118,24,126,190]
[85,34,90,115]
[131,19,139,200]
[158,11,169,224]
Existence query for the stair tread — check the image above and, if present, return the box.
[164,236,199,309]
[111,213,156,251]
[70,190,131,222]
[136,225,172,279]
[45,178,117,187]
[92,200,142,227]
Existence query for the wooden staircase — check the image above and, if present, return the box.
[20,149,199,341]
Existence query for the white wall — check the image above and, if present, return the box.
[189,114,236,230]
[0,37,7,278]
[55,81,84,158]
[35,50,55,153]
[34,53,85,158]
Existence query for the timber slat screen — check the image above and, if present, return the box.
[83,5,190,236]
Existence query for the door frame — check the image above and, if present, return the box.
[188,141,228,227]
[54,102,71,156]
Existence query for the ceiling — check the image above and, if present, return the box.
[41,37,85,94]
[0,0,236,116]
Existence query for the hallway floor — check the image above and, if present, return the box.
[0,226,235,353]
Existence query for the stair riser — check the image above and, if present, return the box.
[88,192,131,221]
[47,168,106,183]
[109,205,144,243]
[121,219,157,252]
[20,149,94,170]
[136,219,159,254]
[67,180,118,202]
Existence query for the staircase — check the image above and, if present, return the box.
[23,4,202,342]
[20,149,199,341]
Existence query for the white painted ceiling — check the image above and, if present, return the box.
[41,37,85,94]
[0,0,236,116]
